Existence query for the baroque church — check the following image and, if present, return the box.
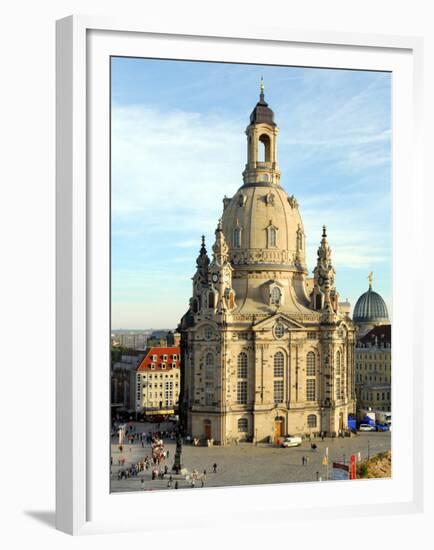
[179,83,356,444]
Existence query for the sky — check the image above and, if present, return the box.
[111,57,392,330]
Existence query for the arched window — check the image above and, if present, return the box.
[306,352,316,401]
[237,352,248,379]
[238,418,248,433]
[274,352,284,377]
[335,350,343,400]
[306,352,315,376]
[335,351,341,376]
[307,414,317,428]
[205,353,213,381]
[233,227,241,248]
[237,353,248,405]
[271,287,281,305]
[258,134,271,162]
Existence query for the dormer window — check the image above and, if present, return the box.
[233,226,242,248]
[266,223,278,248]
[271,287,281,305]
[161,363,166,370]
[296,226,303,251]
[152,355,157,361]
[163,354,168,361]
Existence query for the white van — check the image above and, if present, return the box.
[281,435,302,447]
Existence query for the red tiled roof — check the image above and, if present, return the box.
[136,346,180,372]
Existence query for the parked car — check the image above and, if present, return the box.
[281,435,302,447]
[375,423,390,432]
[358,423,375,432]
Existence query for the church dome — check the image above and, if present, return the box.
[353,285,389,323]
[221,185,306,271]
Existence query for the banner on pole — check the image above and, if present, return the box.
[350,454,357,479]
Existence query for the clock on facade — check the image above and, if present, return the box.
[212,273,219,283]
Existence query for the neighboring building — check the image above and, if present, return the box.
[112,332,148,350]
[147,330,170,347]
[355,324,391,412]
[111,352,145,412]
[167,330,181,347]
[179,84,356,445]
[131,347,181,415]
[353,273,390,337]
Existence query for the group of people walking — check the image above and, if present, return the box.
[112,423,220,490]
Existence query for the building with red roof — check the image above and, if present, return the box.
[131,347,181,415]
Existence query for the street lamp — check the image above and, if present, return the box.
[172,413,184,474]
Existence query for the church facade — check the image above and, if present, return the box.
[179,85,356,444]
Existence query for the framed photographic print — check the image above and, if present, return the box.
[56,16,424,535]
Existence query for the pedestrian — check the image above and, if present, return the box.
[141,477,145,489]
[213,463,217,473]
[166,450,169,459]
[203,469,207,479]
[302,456,305,465]
[321,432,325,441]
[201,478,204,488]
[175,481,179,489]
[191,479,195,488]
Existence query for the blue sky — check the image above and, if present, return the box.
[111,57,391,329]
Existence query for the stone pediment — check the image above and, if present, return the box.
[252,312,305,331]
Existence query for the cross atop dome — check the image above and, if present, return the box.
[249,78,276,126]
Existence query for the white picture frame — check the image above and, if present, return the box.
[56,15,425,535]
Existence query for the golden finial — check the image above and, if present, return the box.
[260,76,264,95]
[368,272,373,288]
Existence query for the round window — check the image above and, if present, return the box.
[274,323,285,339]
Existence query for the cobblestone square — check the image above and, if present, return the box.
[111,422,391,493]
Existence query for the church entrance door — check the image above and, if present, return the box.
[274,417,284,442]
[204,419,212,440]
